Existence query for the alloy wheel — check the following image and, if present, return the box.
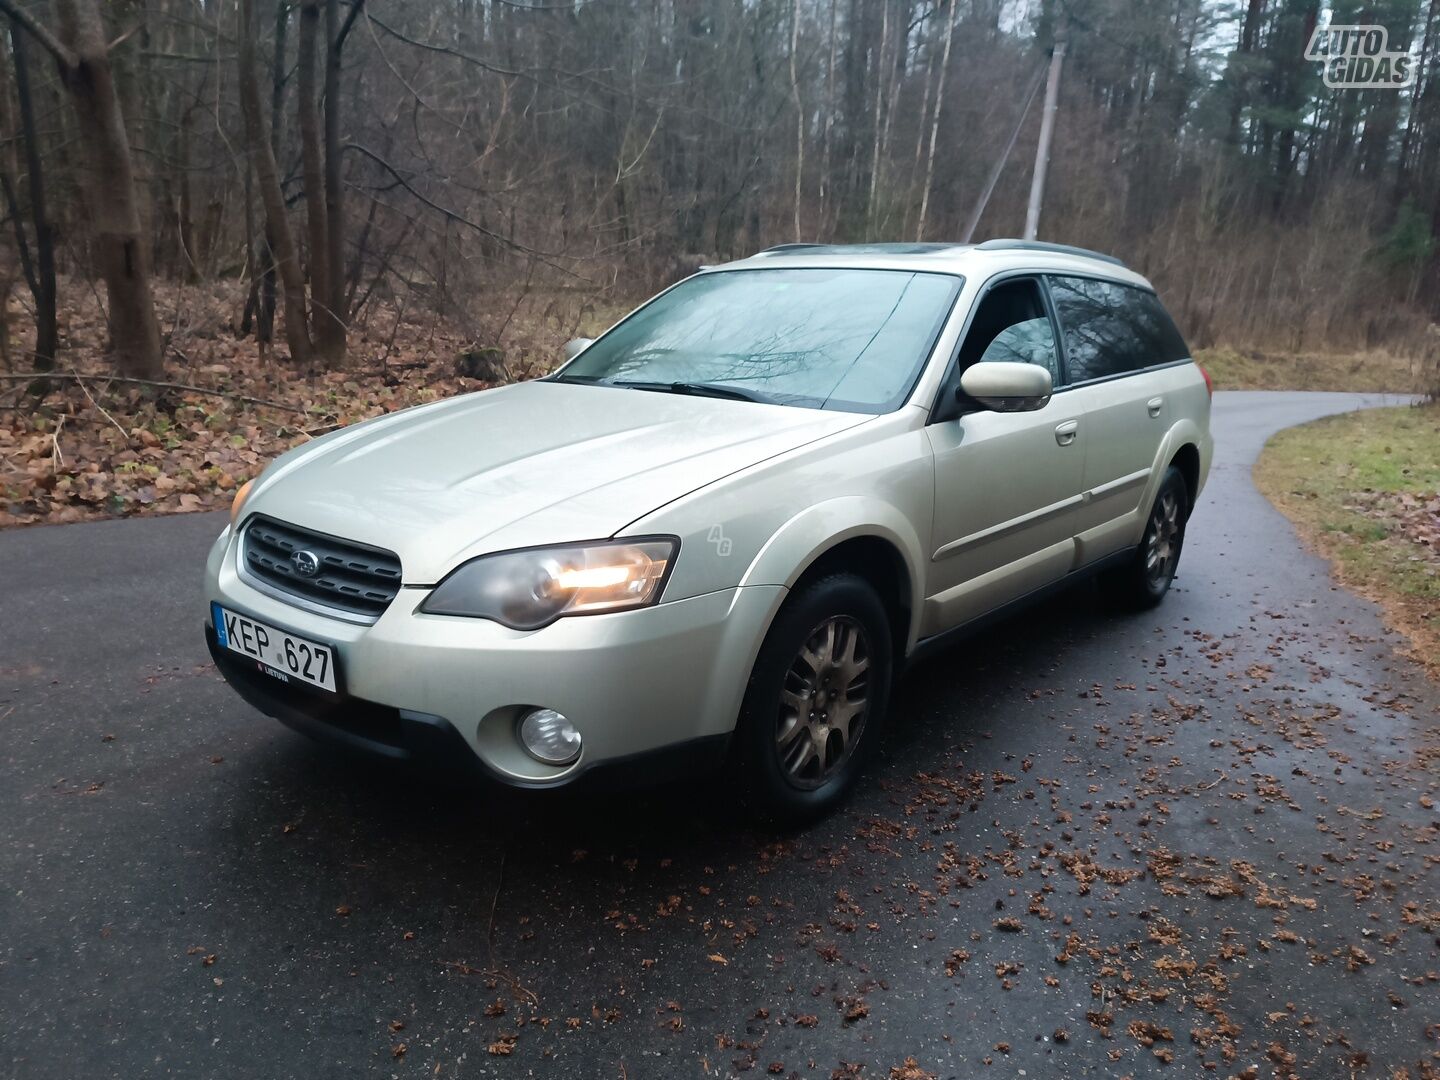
[1145,488,1182,588]
[775,615,871,790]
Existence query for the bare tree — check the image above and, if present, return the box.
[0,0,1434,381]
[915,0,957,242]
[322,0,352,359]
[788,0,804,241]
[237,0,312,363]
[0,0,161,378]
[865,0,891,239]
[818,0,837,233]
[0,17,56,370]
[297,0,337,357]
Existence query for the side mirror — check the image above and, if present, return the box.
[563,337,594,362]
[958,361,1052,413]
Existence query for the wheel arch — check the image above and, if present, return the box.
[788,537,913,667]
[740,499,926,655]
[1138,417,1207,524]
[1168,442,1201,515]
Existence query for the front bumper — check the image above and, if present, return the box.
[205,527,785,788]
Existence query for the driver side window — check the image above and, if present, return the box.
[978,317,1057,371]
[956,277,1061,384]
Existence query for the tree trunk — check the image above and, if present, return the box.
[297,0,338,357]
[176,102,199,281]
[1227,0,1264,148]
[261,0,288,343]
[238,0,311,363]
[51,0,163,378]
[818,0,836,235]
[5,20,57,370]
[240,155,260,340]
[322,0,347,361]
[111,0,152,258]
[789,0,803,242]
[915,0,957,241]
[865,0,890,239]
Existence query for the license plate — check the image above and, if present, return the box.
[212,602,338,694]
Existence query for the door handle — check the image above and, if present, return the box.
[1147,396,1164,417]
[1054,419,1079,446]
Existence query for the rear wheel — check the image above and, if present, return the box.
[735,573,892,823]
[1100,465,1189,610]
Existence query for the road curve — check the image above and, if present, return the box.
[1,391,1435,1079]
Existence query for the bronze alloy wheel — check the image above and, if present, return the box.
[1145,486,1183,589]
[774,615,871,790]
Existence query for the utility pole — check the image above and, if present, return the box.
[1024,38,1066,241]
[961,62,1048,243]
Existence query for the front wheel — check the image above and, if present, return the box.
[734,573,893,823]
[1100,466,1190,610]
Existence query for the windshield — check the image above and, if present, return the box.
[554,268,962,413]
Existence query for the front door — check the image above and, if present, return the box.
[922,276,1084,637]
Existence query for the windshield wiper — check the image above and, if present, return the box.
[612,380,773,404]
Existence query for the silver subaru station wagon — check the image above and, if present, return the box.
[206,240,1213,820]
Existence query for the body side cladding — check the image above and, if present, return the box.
[906,547,1134,667]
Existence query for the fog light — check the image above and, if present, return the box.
[518,708,581,766]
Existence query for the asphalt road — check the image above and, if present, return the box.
[2,391,1436,1080]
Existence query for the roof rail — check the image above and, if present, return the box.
[756,241,966,257]
[974,238,1127,267]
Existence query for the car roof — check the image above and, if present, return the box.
[712,238,1156,291]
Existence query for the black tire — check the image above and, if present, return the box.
[734,573,893,823]
[1099,465,1190,610]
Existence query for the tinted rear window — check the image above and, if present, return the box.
[1048,276,1190,382]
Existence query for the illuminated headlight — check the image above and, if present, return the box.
[518,708,581,766]
[419,538,677,630]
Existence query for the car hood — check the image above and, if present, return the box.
[243,380,871,584]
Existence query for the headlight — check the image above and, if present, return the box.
[419,538,677,629]
[230,477,256,525]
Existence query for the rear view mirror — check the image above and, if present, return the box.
[563,337,594,362]
[959,361,1052,413]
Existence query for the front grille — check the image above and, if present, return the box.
[241,515,402,620]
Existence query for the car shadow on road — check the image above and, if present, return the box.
[184,575,1158,1015]
[223,576,1121,855]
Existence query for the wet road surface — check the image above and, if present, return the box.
[2,391,1436,1078]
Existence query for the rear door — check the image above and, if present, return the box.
[1046,275,1191,563]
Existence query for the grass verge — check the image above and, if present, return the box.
[1196,345,1436,393]
[1253,403,1440,673]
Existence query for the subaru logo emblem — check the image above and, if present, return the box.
[291,550,321,577]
